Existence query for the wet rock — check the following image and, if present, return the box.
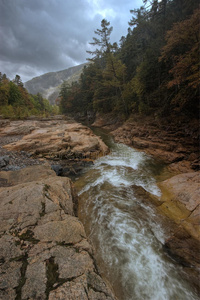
[164,228,200,267]
[0,155,9,168]
[60,160,94,177]
[163,229,200,292]
[51,164,63,175]
[0,165,116,300]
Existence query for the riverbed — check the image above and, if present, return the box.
[74,129,199,300]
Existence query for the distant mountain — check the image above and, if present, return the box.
[24,63,87,104]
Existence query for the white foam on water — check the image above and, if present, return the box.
[76,138,199,300]
[94,143,162,197]
[94,203,198,300]
[96,142,146,170]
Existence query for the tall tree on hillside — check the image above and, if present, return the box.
[92,54,128,115]
[87,19,113,67]
[87,19,129,115]
[87,19,113,54]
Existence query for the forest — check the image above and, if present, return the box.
[59,0,199,122]
[0,73,59,119]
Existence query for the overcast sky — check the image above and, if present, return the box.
[0,0,143,82]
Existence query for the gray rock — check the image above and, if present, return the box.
[51,164,63,175]
[0,155,9,168]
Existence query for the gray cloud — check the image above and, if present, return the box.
[0,0,143,82]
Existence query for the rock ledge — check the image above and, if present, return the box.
[0,165,116,300]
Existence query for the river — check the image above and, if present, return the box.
[74,129,198,300]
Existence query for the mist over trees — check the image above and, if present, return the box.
[59,0,199,121]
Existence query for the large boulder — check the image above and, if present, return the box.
[0,165,116,300]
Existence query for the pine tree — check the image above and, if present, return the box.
[87,19,113,68]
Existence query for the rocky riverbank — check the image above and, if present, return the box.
[92,113,199,172]
[0,165,116,300]
[0,116,109,177]
[0,114,199,295]
[0,116,115,300]
[92,113,200,293]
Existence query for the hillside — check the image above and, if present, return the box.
[59,3,199,121]
[24,63,87,104]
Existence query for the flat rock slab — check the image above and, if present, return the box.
[0,119,109,160]
[0,165,116,300]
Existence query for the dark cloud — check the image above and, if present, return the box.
[0,0,143,82]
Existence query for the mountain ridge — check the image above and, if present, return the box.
[24,63,87,104]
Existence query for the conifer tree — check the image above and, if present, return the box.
[87,19,113,64]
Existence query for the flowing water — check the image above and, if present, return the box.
[74,129,198,300]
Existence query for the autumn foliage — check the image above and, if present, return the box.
[160,8,199,112]
[0,74,59,119]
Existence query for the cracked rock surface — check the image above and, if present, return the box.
[0,165,116,300]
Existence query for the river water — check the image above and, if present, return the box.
[74,129,198,300]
